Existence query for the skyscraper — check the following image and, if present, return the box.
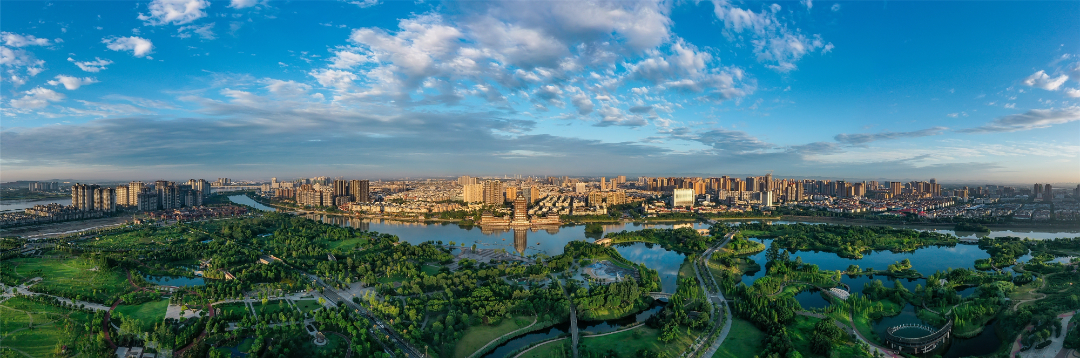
[350,180,370,202]
[482,180,503,205]
[462,184,483,203]
[333,179,349,197]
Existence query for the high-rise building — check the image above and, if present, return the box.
[1034,183,1044,198]
[528,186,540,202]
[457,176,477,186]
[482,180,503,206]
[761,191,774,207]
[349,180,370,202]
[1045,184,1053,199]
[599,177,607,191]
[575,182,587,193]
[745,177,757,192]
[505,187,518,203]
[71,183,100,211]
[672,188,695,207]
[890,182,902,196]
[463,184,484,203]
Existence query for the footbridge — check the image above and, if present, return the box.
[647,292,672,299]
[884,319,953,354]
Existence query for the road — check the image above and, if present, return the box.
[309,275,426,358]
[687,230,736,358]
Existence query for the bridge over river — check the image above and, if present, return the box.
[884,319,953,354]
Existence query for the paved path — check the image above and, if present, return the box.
[697,231,736,358]
[467,316,538,358]
[848,306,903,358]
[511,337,569,358]
[1020,311,1077,358]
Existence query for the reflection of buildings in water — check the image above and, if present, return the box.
[481,226,512,235]
[514,228,527,254]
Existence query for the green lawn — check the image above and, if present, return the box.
[0,297,94,357]
[7,256,131,304]
[327,237,368,251]
[113,298,169,331]
[216,302,252,320]
[713,317,766,358]
[252,300,293,318]
[293,299,323,313]
[421,264,442,276]
[577,325,700,358]
[452,315,532,358]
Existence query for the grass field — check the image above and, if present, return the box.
[577,325,700,358]
[113,298,169,331]
[453,315,532,358]
[421,264,442,276]
[7,256,131,304]
[216,302,252,320]
[713,317,766,358]
[327,237,368,251]
[0,297,93,357]
[252,300,293,318]
[293,299,323,313]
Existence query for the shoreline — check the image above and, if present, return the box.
[779,215,1080,232]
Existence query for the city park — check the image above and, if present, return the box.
[1,198,1079,358]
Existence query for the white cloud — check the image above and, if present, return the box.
[328,50,370,69]
[800,0,812,10]
[177,23,216,40]
[47,75,98,90]
[138,0,210,26]
[831,3,840,11]
[67,57,113,72]
[264,79,311,97]
[1,32,53,47]
[349,0,379,8]
[9,87,65,109]
[103,37,154,57]
[1022,70,1068,91]
[229,0,258,9]
[1065,88,1080,98]
[1,46,46,80]
[947,113,959,118]
[710,0,829,72]
[310,69,357,91]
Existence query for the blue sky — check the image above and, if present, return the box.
[1,0,1078,184]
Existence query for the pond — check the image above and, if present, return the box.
[611,242,687,294]
[145,275,205,287]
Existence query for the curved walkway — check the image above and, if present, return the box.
[467,316,539,358]
[511,337,569,358]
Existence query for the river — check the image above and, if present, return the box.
[0,197,70,212]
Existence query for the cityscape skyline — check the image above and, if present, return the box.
[2,1,1079,183]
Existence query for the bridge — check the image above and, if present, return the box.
[647,292,672,299]
[884,319,953,354]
